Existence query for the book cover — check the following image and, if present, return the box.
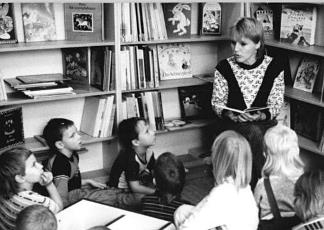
[21,3,57,42]
[90,47,105,90]
[16,73,66,84]
[62,47,89,86]
[252,3,274,39]
[199,3,221,35]
[64,3,103,42]
[293,56,320,93]
[280,4,317,46]
[0,106,24,151]
[157,43,192,80]
[0,3,17,44]
[178,84,214,120]
[163,3,191,38]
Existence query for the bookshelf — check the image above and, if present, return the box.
[248,2,324,156]
[0,2,243,174]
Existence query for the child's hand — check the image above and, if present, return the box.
[39,171,53,187]
[85,179,107,189]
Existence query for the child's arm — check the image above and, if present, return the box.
[40,172,64,211]
[129,180,155,194]
[51,175,70,208]
[82,179,107,189]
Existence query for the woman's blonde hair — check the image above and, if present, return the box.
[262,124,304,178]
[294,170,324,222]
[212,130,252,188]
[231,17,265,60]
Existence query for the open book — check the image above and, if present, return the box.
[215,104,269,114]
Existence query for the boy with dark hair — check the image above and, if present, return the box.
[16,205,57,230]
[141,152,189,222]
[108,117,156,205]
[43,118,119,208]
[0,147,62,230]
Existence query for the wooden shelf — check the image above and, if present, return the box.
[0,40,115,53]
[265,40,324,57]
[121,35,229,45]
[122,74,212,93]
[298,135,323,156]
[0,87,115,106]
[285,86,323,107]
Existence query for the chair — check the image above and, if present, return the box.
[292,216,324,230]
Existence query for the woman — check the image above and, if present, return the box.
[174,130,259,230]
[211,17,285,189]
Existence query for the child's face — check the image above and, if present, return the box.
[135,120,156,147]
[24,154,44,184]
[61,125,82,151]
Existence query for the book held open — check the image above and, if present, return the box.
[214,104,270,114]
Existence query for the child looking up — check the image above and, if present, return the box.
[141,152,189,222]
[108,117,156,195]
[174,130,259,230]
[43,118,119,208]
[16,205,57,230]
[254,124,304,220]
[0,147,63,230]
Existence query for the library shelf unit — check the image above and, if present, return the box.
[250,2,324,156]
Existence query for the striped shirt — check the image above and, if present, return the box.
[141,194,189,222]
[0,191,59,230]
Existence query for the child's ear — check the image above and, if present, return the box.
[15,174,25,184]
[55,140,65,150]
[131,139,140,146]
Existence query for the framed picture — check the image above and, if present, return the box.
[200,3,221,35]
[0,3,17,44]
[178,84,214,120]
[291,101,323,142]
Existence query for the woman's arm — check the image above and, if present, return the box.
[211,70,229,117]
[267,71,285,119]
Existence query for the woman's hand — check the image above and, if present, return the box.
[39,171,54,187]
[238,111,265,122]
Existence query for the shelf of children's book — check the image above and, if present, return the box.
[0,40,115,53]
[121,35,229,45]
[0,88,115,106]
[25,132,117,155]
[298,135,323,156]
[285,86,324,108]
[265,40,324,57]
[122,75,212,94]
[156,119,217,135]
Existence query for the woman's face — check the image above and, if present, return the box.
[231,35,260,65]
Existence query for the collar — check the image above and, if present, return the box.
[236,55,264,70]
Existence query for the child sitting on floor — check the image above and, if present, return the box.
[141,152,189,222]
[16,205,57,230]
[0,147,63,230]
[107,117,156,208]
[254,124,304,220]
[43,118,121,208]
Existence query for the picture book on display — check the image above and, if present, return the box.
[280,4,317,46]
[157,43,192,80]
[0,3,17,44]
[163,3,191,38]
[251,3,274,39]
[293,56,320,93]
[21,3,57,42]
[0,106,24,151]
[200,3,221,35]
[64,3,103,42]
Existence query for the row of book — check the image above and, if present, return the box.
[121,43,192,91]
[122,91,164,131]
[80,95,116,138]
[250,3,322,47]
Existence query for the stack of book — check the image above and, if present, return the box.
[4,73,75,99]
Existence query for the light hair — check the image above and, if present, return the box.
[231,17,265,59]
[294,170,324,222]
[16,205,57,230]
[262,124,304,178]
[211,130,252,189]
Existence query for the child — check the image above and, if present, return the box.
[0,147,63,230]
[174,130,259,230]
[108,117,156,195]
[254,124,304,220]
[294,170,324,223]
[16,205,57,230]
[141,152,189,222]
[43,118,120,208]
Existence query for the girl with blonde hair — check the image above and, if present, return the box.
[254,124,304,220]
[174,130,259,230]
